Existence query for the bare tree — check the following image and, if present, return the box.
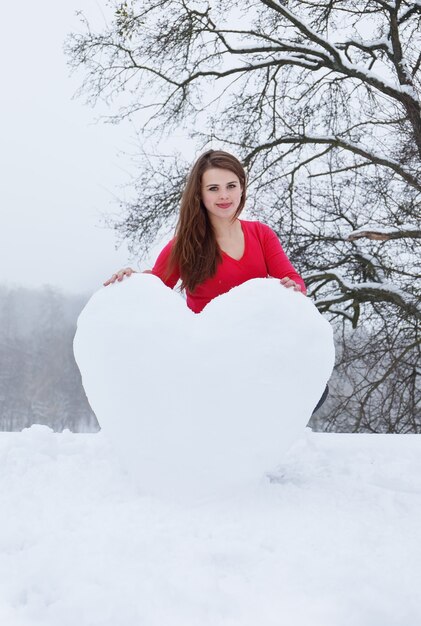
[66,0,421,431]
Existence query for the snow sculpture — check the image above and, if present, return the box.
[73,274,334,499]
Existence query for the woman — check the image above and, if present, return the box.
[104,149,306,302]
[104,149,328,414]
[104,150,328,413]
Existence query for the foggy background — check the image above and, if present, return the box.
[2,1,139,295]
[0,2,135,430]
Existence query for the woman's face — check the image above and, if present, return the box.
[201,168,243,222]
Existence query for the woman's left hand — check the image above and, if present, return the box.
[279,277,303,292]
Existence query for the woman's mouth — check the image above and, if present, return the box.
[216,203,232,209]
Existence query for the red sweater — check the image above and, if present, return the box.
[151,219,306,313]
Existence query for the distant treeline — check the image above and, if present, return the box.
[0,285,99,432]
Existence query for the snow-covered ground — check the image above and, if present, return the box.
[2,276,416,625]
[1,426,420,626]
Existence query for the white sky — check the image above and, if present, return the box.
[0,1,190,296]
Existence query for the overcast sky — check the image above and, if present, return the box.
[1,1,193,296]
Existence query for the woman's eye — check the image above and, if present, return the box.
[209,185,236,191]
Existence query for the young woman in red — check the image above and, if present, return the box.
[104,149,329,414]
[104,149,306,301]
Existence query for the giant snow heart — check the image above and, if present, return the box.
[74,274,334,499]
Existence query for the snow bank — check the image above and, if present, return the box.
[73,274,334,499]
[1,426,420,626]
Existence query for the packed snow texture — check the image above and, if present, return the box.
[1,426,421,626]
[73,274,334,499]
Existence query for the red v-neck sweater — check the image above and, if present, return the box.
[151,219,307,313]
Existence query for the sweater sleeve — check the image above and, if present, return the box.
[150,238,180,289]
[259,223,307,294]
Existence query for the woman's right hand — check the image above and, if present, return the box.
[103,267,137,286]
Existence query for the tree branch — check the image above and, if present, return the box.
[306,270,421,320]
[348,225,421,241]
[244,134,421,191]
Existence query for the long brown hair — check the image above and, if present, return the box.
[168,149,247,292]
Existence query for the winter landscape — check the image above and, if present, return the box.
[1,426,421,626]
[2,1,420,625]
